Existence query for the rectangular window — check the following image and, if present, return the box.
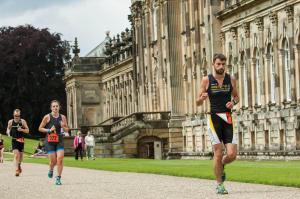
[251,131,255,150]
[192,135,196,152]
[264,130,269,150]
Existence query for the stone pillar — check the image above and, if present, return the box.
[72,85,78,128]
[65,87,72,128]
[256,17,264,107]
[269,11,280,106]
[165,0,185,116]
[285,6,295,103]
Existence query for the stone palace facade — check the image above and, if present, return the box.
[64,0,300,159]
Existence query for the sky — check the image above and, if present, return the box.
[0,0,131,56]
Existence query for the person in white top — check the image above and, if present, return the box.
[85,131,95,160]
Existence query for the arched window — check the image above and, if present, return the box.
[267,44,276,103]
[255,48,261,105]
[283,39,291,101]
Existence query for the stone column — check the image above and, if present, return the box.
[72,85,78,128]
[65,87,72,128]
[255,17,264,107]
[285,6,295,103]
[165,0,185,116]
[269,11,280,106]
[130,72,135,113]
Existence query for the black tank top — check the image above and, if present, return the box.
[10,120,24,139]
[45,114,62,135]
[207,73,233,113]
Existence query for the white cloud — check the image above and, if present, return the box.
[0,0,131,55]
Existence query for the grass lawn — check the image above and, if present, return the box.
[22,156,300,188]
[2,135,300,188]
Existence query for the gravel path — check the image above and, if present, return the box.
[0,161,299,199]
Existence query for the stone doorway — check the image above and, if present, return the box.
[137,136,162,159]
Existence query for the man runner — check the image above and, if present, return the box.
[196,53,239,194]
[6,109,30,176]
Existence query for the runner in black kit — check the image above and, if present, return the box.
[6,109,30,176]
[38,100,69,185]
[196,53,239,194]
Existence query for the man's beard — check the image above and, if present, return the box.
[215,68,225,75]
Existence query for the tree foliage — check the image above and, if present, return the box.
[0,25,70,137]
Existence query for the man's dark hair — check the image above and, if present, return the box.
[213,53,227,63]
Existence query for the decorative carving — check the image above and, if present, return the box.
[72,37,80,57]
[219,31,225,44]
[230,27,237,40]
[255,17,264,31]
[284,6,294,23]
[243,22,250,38]
[269,11,278,25]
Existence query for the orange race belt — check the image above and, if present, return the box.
[47,133,59,143]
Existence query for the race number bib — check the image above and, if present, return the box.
[16,138,25,143]
[47,133,59,143]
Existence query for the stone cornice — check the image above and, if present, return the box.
[216,0,265,20]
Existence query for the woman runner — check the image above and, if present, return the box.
[38,100,69,185]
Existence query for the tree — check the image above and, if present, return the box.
[0,25,70,137]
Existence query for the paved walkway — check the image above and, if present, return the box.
[0,161,299,199]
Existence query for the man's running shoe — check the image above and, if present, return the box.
[15,169,20,177]
[221,164,226,182]
[48,170,53,178]
[55,176,62,185]
[216,183,228,194]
